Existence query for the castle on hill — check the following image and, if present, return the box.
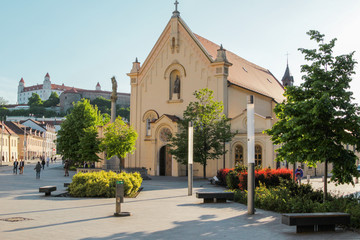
[17,73,130,112]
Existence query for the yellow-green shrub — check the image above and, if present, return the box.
[69,171,143,198]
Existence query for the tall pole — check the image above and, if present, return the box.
[247,95,255,215]
[23,127,27,161]
[0,118,3,166]
[188,121,193,196]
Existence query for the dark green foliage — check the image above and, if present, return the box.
[90,96,130,121]
[266,30,360,185]
[168,88,236,178]
[69,171,142,198]
[234,180,360,229]
[27,93,43,107]
[57,99,104,166]
[0,107,64,118]
[43,92,60,107]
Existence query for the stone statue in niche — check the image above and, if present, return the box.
[173,75,180,99]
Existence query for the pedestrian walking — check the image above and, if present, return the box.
[13,160,18,174]
[54,157,56,163]
[64,160,70,177]
[19,159,25,174]
[295,166,304,184]
[34,161,41,179]
[41,158,45,170]
[46,156,50,167]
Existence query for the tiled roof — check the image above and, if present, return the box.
[23,84,43,92]
[163,114,180,122]
[194,34,285,103]
[20,78,24,83]
[45,72,50,78]
[4,121,25,135]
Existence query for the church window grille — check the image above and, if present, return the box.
[146,119,151,136]
[255,145,262,167]
[234,144,243,165]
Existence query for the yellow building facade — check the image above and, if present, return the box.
[127,9,285,177]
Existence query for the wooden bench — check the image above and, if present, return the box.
[282,212,350,233]
[39,186,57,196]
[196,192,234,203]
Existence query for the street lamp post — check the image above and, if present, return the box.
[247,95,255,215]
[0,117,4,166]
[188,121,194,196]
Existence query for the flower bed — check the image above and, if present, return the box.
[217,167,292,190]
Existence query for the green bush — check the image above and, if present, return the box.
[234,180,360,229]
[69,171,143,198]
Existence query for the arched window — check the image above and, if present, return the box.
[234,144,244,165]
[255,145,262,168]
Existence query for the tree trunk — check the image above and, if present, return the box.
[324,159,328,202]
[293,162,296,181]
[203,161,207,179]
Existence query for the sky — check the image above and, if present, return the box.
[1,0,360,105]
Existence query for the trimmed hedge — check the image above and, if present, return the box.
[234,180,360,229]
[69,171,142,198]
[217,167,292,190]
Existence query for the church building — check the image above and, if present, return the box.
[127,3,287,177]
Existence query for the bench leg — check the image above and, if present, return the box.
[318,224,335,232]
[296,225,314,233]
[203,198,214,203]
[45,192,51,196]
[216,198,227,203]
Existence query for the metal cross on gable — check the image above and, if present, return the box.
[174,0,179,12]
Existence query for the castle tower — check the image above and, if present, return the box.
[18,78,25,93]
[43,72,51,89]
[281,63,294,87]
[17,78,25,103]
[96,82,101,91]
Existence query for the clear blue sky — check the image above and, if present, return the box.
[1,0,360,104]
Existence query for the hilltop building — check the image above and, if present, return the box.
[17,73,130,112]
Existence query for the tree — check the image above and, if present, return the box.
[0,97,8,106]
[43,92,60,107]
[169,88,236,178]
[100,117,138,170]
[265,30,360,200]
[57,99,103,166]
[28,93,43,107]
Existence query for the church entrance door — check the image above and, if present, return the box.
[159,146,172,176]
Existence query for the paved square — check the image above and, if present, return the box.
[0,163,359,239]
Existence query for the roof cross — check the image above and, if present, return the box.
[285,52,290,65]
[174,0,179,12]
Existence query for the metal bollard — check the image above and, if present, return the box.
[307,175,310,184]
[114,180,131,217]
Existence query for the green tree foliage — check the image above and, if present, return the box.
[0,97,8,106]
[91,96,111,113]
[43,92,60,107]
[27,93,43,107]
[169,88,236,178]
[57,99,103,166]
[100,117,137,170]
[266,30,360,186]
[90,96,130,121]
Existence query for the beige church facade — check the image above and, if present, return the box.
[126,8,286,178]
